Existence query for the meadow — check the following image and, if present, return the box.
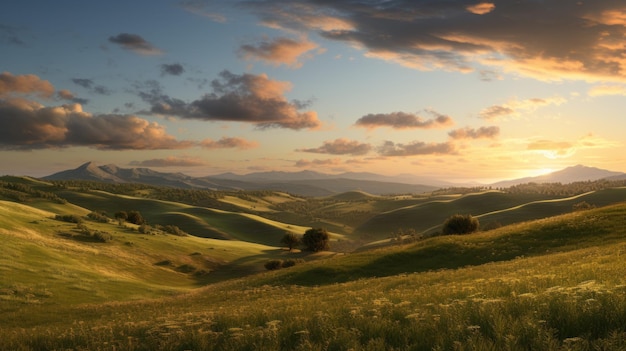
[2,177,626,350]
[2,201,626,349]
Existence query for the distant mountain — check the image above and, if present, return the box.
[42,162,439,196]
[491,165,626,188]
[212,170,455,187]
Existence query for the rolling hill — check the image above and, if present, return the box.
[43,162,439,196]
[2,199,626,350]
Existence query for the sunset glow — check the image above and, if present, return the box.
[1,1,625,182]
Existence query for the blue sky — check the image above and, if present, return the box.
[1,0,625,182]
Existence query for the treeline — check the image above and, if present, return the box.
[434,178,626,197]
[49,180,275,212]
[0,180,67,204]
[503,179,626,196]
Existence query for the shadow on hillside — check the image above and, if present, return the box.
[276,211,620,286]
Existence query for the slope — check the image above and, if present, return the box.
[356,188,626,239]
[3,203,626,350]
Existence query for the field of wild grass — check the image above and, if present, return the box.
[2,204,626,350]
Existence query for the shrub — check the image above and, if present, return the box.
[302,228,330,252]
[442,214,479,235]
[87,211,109,223]
[127,211,145,225]
[55,214,83,224]
[163,225,188,236]
[573,201,596,211]
[138,224,152,234]
[92,231,113,243]
[264,259,283,270]
[281,259,303,268]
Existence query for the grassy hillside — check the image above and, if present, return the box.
[2,203,626,350]
[356,188,626,239]
[0,199,291,307]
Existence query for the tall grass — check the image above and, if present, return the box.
[2,204,626,350]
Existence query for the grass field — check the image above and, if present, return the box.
[2,201,626,350]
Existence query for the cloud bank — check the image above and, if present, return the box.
[109,33,162,55]
[145,70,322,130]
[239,36,321,68]
[297,138,371,155]
[355,110,453,130]
[246,0,626,82]
[200,137,258,150]
[378,140,457,157]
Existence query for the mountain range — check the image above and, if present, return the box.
[41,162,626,196]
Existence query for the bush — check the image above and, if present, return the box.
[573,201,595,211]
[127,211,145,225]
[92,231,113,243]
[87,211,109,223]
[442,214,479,235]
[163,225,188,236]
[302,228,330,252]
[55,214,83,224]
[138,224,152,234]
[264,259,283,270]
[281,259,303,268]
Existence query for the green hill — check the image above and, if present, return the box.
[2,203,626,350]
[356,188,626,239]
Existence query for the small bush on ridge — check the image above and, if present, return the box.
[442,214,479,235]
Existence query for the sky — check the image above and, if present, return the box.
[1,0,625,183]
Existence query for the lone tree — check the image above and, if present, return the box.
[302,227,330,252]
[280,232,301,251]
[442,214,479,235]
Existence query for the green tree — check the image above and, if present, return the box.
[280,232,301,251]
[442,214,479,235]
[302,228,330,252]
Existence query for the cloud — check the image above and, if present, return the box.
[479,105,514,120]
[0,99,193,150]
[588,84,626,96]
[0,72,54,98]
[56,89,89,104]
[478,69,502,82]
[526,140,576,159]
[238,36,321,68]
[480,96,566,120]
[378,140,457,157]
[200,137,258,150]
[354,110,453,130]
[294,158,341,168]
[71,78,112,95]
[144,70,322,130]
[526,134,618,159]
[466,3,496,15]
[297,138,371,155]
[246,1,626,82]
[161,63,185,76]
[129,156,209,167]
[448,126,500,139]
[108,33,162,55]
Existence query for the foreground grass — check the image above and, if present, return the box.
[2,204,626,350]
